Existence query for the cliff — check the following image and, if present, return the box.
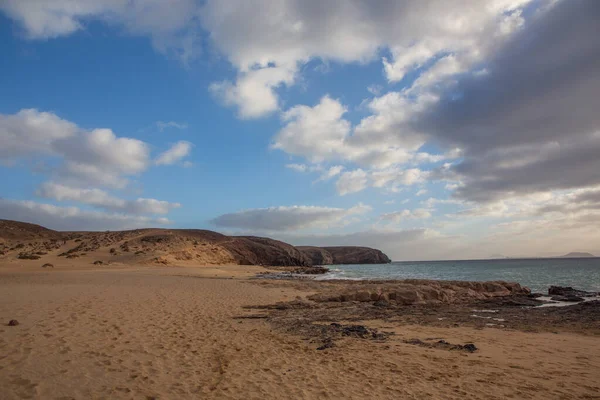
[223,236,312,266]
[298,246,391,265]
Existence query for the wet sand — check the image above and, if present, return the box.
[1,264,599,399]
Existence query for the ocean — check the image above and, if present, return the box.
[316,258,600,293]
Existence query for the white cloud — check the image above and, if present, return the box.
[155,141,192,166]
[273,96,449,171]
[0,108,77,163]
[416,189,428,196]
[0,109,187,228]
[316,165,344,182]
[0,199,172,231]
[285,163,309,172]
[54,128,151,188]
[381,208,433,223]
[0,109,154,188]
[211,203,371,232]
[371,168,428,190]
[38,182,180,215]
[367,84,383,96]
[286,163,344,183]
[272,96,351,162]
[201,0,533,117]
[335,167,428,196]
[0,0,201,63]
[156,121,188,131]
[209,66,296,119]
[336,169,368,196]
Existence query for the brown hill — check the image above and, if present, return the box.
[0,219,62,241]
[298,246,391,265]
[3,219,389,267]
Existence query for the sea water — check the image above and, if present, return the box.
[316,258,600,293]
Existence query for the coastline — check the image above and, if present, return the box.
[1,262,599,399]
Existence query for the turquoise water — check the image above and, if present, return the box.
[316,258,600,293]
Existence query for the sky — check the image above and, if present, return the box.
[0,0,599,261]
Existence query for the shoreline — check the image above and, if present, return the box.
[1,263,599,399]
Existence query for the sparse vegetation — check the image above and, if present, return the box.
[18,253,41,260]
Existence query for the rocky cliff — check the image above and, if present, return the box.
[298,246,391,265]
[223,236,312,266]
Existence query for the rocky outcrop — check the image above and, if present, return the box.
[296,246,334,265]
[223,236,312,267]
[548,286,598,298]
[308,280,531,305]
[298,246,391,265]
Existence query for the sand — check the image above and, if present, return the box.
[1,262,600,399]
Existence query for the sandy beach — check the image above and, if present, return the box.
[1,261,599,400]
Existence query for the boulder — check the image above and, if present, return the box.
[548,286,598,298]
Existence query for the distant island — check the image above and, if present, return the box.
[558,252,596,258]
[488,254,509,259]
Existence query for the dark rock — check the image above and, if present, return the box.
[8,320,19,326]
[528,293,544,298]
[548,286,598,297]
[223,236,313,267]
[462,343,478,352]
[298,246,391,265]
[405,338,477,352]
[340,325,371,338]
[373,300,390,308]
[485,296,544,307]
[41,263,54,268]
[297,247,334,265]
[317,339,335,350]
[93,260,104,265]
[17,253,41,260]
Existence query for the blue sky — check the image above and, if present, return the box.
[1,0,598,260]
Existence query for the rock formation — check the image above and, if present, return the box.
[298,246,391,265]
[308,280,531,305]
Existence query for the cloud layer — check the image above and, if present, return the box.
[0,108,191,229]
[0,199,171,232]
[211,204,371,232]
[0,0,201,63]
